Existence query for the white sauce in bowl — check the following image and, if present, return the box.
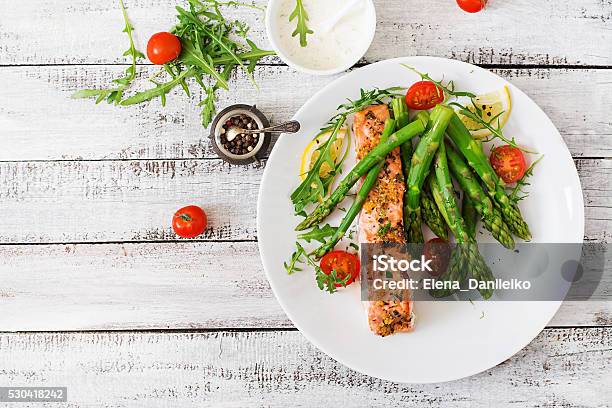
[270,0,375,72]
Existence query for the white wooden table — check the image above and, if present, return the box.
[0,0,611,406]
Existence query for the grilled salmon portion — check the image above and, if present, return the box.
[354,105,415,337]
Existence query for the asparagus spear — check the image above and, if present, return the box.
[446,142,515,249]
[446,113,531,240]
[427,173,450,227]
[430,142,494,299]
[313,119,396,258]
[295,118,426,231]
[404,105,454,243]
[403,109,448,240]
[462,194,478,238]
[421,189,449,240]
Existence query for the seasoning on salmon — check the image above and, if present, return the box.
[353,104,415,336]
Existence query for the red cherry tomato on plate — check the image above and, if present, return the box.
[423,238,451,277]
[320,250,360,287]
[147,32,182,65]
[405,81,445,110]
[489,145,527,184]
[457,0,487,13]
[172,205,207,238]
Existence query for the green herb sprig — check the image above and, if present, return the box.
[289,0,313,47]
[401,64,476,100]
[316,267,350,294]
[284,242,350,294]
[71,0,145,104]
[509,155,543,203]
[449,101,536,154]
[297,224,338,243]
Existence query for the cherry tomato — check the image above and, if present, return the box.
[405,81,445,110]
[423,238,451,277]
[320,251,360,287]
[489,145,527,184]
[147,32,182,65]
[172,205,207,238]
[456,0,487,13]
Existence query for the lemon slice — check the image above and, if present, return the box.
[458,86,511,139]
[300,127,348,180]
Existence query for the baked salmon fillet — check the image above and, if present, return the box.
[354,104,415,337]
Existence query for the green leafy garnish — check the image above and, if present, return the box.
[509,155,543,203]
[284,242,348,294]
[73,0,275,128]
[71,0,144,105]
[284,242,306,275]
[289,0,313,47]
[297,224,338,244]
[315,268,350,294]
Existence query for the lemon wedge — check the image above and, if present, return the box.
[458,86,512,139]
[300,127,348,181]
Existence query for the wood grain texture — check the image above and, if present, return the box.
[1,0,611,66]
[0,242,609,331]
[1,65,611,161]
[0,158,609,243]
[0,329,610,407]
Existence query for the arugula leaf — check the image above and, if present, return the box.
[509,155,543,203]
[73,0,274,129]
[71,0,144,104]
[284,242,306,275]
[315,267,350,294]
[297,224,338,244]
[289,0,313,47]
[121,68,195,105]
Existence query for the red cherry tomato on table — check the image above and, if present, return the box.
[456,0,487,13]
[423,238,451,277]
[147,32,182,65]
[320,251,360,287]
[489,145,527,184]
[172,205,207,238]
[405,81,445,110]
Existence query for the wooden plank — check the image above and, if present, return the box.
[0,159,262,242]
[0,242,286,330]
[0,329,610,406]
[1,65,611,161]
[1,0,611,66]
[0,158,609,244]
[0,242,609,331]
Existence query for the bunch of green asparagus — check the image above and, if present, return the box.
[292,97,532,300]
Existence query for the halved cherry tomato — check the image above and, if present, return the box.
[423,238,451,277]
[405,81,445,110]
[320,250,360,287]
[456,0,487,13]
[489,145,527,184]
[172,205,207,238]
[147,32,182,65]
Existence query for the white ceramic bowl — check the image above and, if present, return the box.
[265,0,377,76]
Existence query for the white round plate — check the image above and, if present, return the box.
[257,56,584,383]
